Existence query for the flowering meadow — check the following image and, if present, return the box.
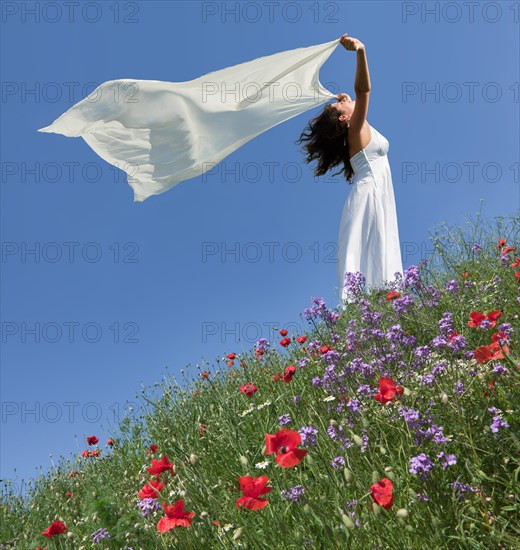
[1,213,519,549]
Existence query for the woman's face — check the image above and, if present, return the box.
[330,93,355,123]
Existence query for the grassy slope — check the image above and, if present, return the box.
[1,212,519,550]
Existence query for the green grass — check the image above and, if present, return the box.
[1,210,519,549]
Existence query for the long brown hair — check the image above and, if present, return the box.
[295,103,354,183]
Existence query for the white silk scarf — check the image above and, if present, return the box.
[38,38,340,202]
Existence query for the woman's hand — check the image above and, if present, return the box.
[340,34,365,52]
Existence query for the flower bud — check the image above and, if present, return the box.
[343,468,353,483]
[379,446,387,455]
[440,391,448,404]
[303,504,311,514]
[371,470,380,484]
[403,387,411,396]
[233,528,242,540]
[200,511,209,519]
[384,466,393,472]
[329,419,339,428]
[341,515,355,530]
[352,434,363,447]
[396,508,408,519]
[239,455,249,468]
[179,490,186,497]
[372,503,381,516]
[189,454,199,466]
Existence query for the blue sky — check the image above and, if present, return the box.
[1,0,519,496]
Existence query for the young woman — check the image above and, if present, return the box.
[296,34,403,306]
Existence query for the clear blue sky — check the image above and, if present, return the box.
[1,1,519,496]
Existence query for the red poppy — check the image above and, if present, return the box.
[86,435,98,445]
[272,372,283,382]
[157,499,195,532]
[297,336,307,344]
[461,271,469,279]
[501,246,516,255]
[283,365,296,383]
[107,438,114,447]
[201,371,210,379]
[199,424,207,437]
[236,475,272,510]
[148,444,158,454]
[91,449,100,457]
[280,337,291,347]
[374,377,404,405]
[65,491,74,498]
[370,478,393,509]
[319,345,332,354]
[227,353,236,360]
[41,520,68,538]
[139,479,166,500]
[338,394,349,403]
[386,290,401,301]
[474,342,509,364]
[68,470,78,478]
[265,429,308,468]
[468,310,501,328]
[279,329,288,336]
[496,238,507,250]
[239,383,258,397]
[515,272,520,281]
[81,450,89,458]
[511,258,520,268]
[147,455,175,476]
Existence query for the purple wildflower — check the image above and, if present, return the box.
[393,294,414,315]
[298,426,318,447]
[409,453,434,476]
[488,407,509,433]
[453,380,465,395]
[445,279,459,292]
[91,528,111,543]
[451,481,478,499]
[437,452,457,468]
[281,484,305,503]
[137,498,161,518]
[279,414,292,427]
[332,456,345,469]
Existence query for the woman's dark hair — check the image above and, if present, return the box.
[295,103,354,183]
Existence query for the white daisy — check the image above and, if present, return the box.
[323,395,336,402]
[255,460,269,469]
[257,401,272,409]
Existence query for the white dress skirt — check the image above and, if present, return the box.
[337,124,403,307]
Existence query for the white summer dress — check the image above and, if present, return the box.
[337,123,403,307]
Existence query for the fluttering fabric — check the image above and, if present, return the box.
[37,38,340,202]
